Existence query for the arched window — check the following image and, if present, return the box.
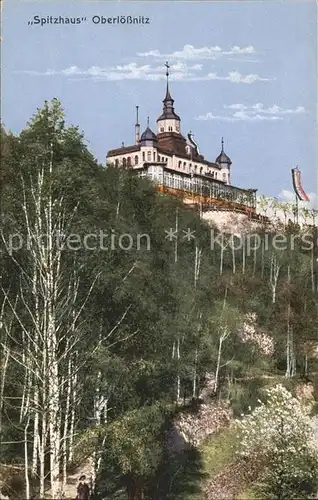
[214,172,217,179]
[127,156,131,166]
[158,155,161,162]
[142,151,145,161]
[153,151,156,161]
[178,161,182,168]
[147,151,151,161]
[135,155,139,165]
[200,167,203,174]
[168,126,173,132]
[115,159,119,167]
[122,157,127,167]
[183,162,186,169]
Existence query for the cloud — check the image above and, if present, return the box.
[21,64,272,84]
[257,192,318,222]
[196,104,306,121]
[278,189,317,209]
[204,71,272,83]
[136,44,257,61]
[225,103,306,115]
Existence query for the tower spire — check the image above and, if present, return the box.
[147,116,150,127]
[221,137,224,152]
[136,105,139,125]
[156,61,181,132]
[164,61,173,100]
[165,61,170,90]
[134,105,140,144]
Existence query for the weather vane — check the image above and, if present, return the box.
[165,61,170,78]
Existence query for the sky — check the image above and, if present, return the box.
[2,0,318,206]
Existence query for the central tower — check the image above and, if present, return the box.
[157,62,181,135]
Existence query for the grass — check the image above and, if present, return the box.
[200,425,239,477]
[237,487,257,499]
[179,425,238,500]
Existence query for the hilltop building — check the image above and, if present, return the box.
[106,63,257,215]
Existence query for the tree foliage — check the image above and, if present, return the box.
[1,99,318,499]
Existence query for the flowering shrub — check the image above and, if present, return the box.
[173,402,232,447]
[235,384,318,499]
[238,313,275,356]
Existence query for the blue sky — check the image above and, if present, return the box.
[2,1,317,204]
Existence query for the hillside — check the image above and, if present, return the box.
[1,101,318,500]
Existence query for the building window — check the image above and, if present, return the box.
[215,172,217,179]
[123,157,127,167]
[135,155,138,165]
[142,151,145,161]
[115,159,119,167]
[147,151,151,161]
[168,126,173,132]
[160,127,164,133]
[178,161,181,168]
[153,151,156,161]
[127,157,131,166]
[183,162,186,169]
[223,173,227,182]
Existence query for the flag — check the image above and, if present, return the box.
[291,167,310,202]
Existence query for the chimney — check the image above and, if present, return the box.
[135,106,140,144]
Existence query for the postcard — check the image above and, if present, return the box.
[1,2,318,500]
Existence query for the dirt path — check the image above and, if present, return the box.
[203,458,257,500]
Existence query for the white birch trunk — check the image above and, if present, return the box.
[270,254,280,304]
[192,348,198,398]
[24,415,31,500]
[176,337,181,403]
